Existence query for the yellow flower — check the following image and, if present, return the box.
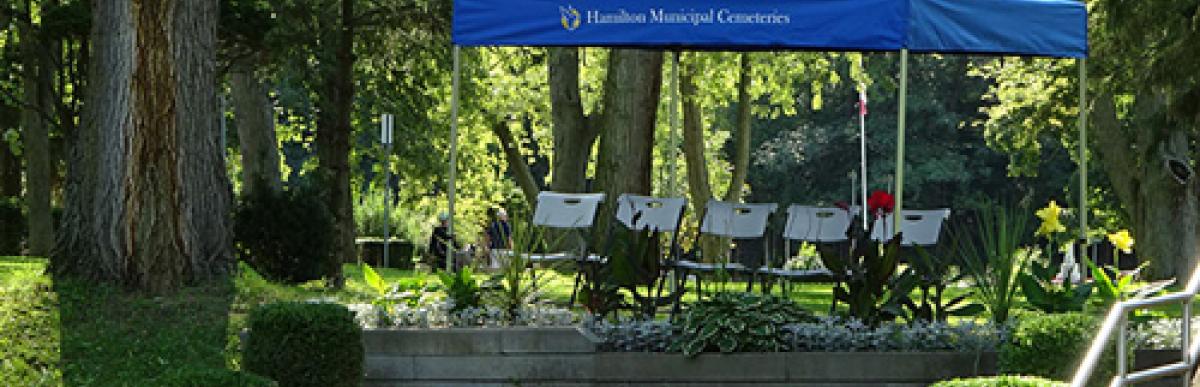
[1035,201,1066,236]
[1108,229,1134,253]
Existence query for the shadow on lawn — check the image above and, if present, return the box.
[50,267,239,386]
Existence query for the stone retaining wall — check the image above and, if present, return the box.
[362,328,999,386]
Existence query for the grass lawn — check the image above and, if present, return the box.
[0,255,852,385]
[2,254,1144,385]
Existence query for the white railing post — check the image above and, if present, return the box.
[1117,312,1127,384]
[1183,301,1192,387]
[1072,259,1200,387]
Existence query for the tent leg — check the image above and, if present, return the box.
[894,49,908,235]
[447,45,461,271]
[1078,58,1088,259]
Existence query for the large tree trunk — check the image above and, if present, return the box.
[723,53,752,202]
[680,52,754,260]
[548,48,598,193]
[680,53,713,220]
[315,0,354,284]
[55,0,232,292]
[593,49,663,245]
[20,0,54,256]
[1092,92,1199,279]
[230,56,282,196]
[595,49,662,199]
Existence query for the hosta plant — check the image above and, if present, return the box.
[671,292,814,357]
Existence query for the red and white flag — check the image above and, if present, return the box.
[857,85,868,116]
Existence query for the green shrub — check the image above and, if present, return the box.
[243,302,363,387]
[158,367,276,387]
[439,266,482,313]
[672,292,814,357]
[0,197,25,255]
[234,184,335,283]
[933,375,1067,387]
[1000,313,1108,381]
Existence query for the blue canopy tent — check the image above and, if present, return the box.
[444,0,1088,265]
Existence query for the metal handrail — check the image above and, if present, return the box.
[1071,262,1200,387]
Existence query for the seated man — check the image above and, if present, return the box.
[427,212,458,271]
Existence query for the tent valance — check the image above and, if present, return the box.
[453,0,1088,58]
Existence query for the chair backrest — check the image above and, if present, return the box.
[871,209,951,246]
[783,205,859,243]
[700,200,778,239]
[615,194,687,232]
[532,191,605,229]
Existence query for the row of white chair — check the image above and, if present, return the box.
[524,191,949,311]
[530,191,951,250]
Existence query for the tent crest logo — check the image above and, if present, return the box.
[559,5,582,31]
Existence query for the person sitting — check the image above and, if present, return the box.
[428,212,458,271]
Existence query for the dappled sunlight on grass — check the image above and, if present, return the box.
[4,255,1184,385]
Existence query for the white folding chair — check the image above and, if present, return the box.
[760,206,857,286]
[614,194,688,236]
[527,191,606,264]
[673,200,777,302]
[605,194,689,314]
[524,191,605,306]
[870,209,952,246]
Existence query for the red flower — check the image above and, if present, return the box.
[867,190,894,217]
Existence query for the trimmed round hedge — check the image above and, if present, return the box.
[243,302,363,387]
[999,312,1110,382]
[933,375,1066,387]
[158,367,276,387]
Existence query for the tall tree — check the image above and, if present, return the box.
[595,49,663,200]
[19,0,54,256]
[313,0,355,284]
[221,0,282,196]
[548,47,598,194]
[978,0,1200,278]
[56,0,232,292]
[231,58,282,195]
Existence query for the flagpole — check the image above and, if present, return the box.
[894,49,908,236]
[859,83,868,228]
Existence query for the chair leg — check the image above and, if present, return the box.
[568,260,592,307]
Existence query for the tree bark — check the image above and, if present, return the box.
[490,119,540,206]
[315,0,354,285]
[595,49,662,198]
[20,0,54,256]
[0,136,17,198]
[592,49,663,248]
[724,52,752,202]
[548,47,598,193]
[55,0,232,292]
[230,56,282,196]
[680,52,755,260]
[1092,92,1199,279]
[680,53,713,219]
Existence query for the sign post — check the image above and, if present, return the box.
[380,113,394,268]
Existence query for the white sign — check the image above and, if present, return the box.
[380,113,394,144]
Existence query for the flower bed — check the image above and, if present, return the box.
[589,316,1005,353]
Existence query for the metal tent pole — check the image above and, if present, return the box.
[859,84,869,229]
[1078,58,1088,250]
[893,49,908,235]
[447,45,461,272]
[669,52,680,197]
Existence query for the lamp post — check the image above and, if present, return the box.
[380,113,394,268]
